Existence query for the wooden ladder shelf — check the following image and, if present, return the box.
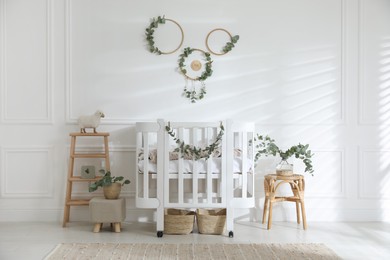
[62,132,110,227]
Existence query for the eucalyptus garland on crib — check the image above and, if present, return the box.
[165,122,224,160]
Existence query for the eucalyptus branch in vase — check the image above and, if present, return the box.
[254,134,314,175]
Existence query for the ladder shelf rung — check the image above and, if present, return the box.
[72,153,107,158]
[66,199,91,206]
[68,176,102,182]
[70,132,110,137]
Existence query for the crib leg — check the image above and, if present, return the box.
[229,231,234,238]
[157,231,163,238]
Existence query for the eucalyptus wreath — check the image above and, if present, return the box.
[145,15,184,55]
[206,28,240,55]
[165,122,224,160]
[178,47,213,81]
[179,47,213,102]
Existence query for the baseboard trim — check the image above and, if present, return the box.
[0,208,389,222]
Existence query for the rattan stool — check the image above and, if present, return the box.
[89,197,126,232]
[262,174,306,230]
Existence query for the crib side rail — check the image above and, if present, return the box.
[226,120,255,208]
[163,121,227,208]
[135,122,162,209]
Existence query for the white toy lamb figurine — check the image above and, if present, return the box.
[78,110,105,133]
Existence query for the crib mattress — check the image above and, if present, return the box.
[138,157,252,174]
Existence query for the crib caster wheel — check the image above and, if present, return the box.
[157,231,163,238]
[229,231,234,238]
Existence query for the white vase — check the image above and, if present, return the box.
[276,160,293,176]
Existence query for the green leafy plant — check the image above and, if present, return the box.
[145,15,166,55]
[183,83,206,103]
[254,134,314,175]
[222,35,240,53]
[88,170,130,192]
[165,122,224,160]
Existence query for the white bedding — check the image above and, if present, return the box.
[138,157,252,174]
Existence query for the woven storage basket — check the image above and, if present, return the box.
[276,161,293,176]
[196,208,226,235]
[164,209,195,235]
[276,169,293,176]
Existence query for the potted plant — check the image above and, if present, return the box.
[89,169,130,199]
[254,134,314,176]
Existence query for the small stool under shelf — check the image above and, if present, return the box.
[262,174,307,230]
[89,197,126,233]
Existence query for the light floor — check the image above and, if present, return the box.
[0,221,389,260]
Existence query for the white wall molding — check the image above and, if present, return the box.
[0,145,54,198]
[0,0,53,124]
[255,0,347,126]
[0,0,5,115]
[305,149,346,198]
[358,0,390,125]
[64,1,135,125]
[358,146,390,199]
[358,0,371,125]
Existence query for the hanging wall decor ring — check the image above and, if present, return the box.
[178,47,213,81]
[145,15,184,55]
[179,47,213,102]
[205,28,240,56]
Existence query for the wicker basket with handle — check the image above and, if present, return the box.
[196,208,226,235]
[164,209,195,235]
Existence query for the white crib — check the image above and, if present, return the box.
[135,119,254,237]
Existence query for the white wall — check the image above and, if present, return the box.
[0,0,389,222]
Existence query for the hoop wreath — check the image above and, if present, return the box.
[178,47,213,102]
[145,15,184,55]
[178,47,213,81]
[205,28,240,56]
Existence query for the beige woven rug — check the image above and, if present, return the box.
[44,243,341,260]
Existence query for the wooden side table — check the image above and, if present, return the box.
[262,174,306,230]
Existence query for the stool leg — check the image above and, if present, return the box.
[93,223,102,233]
[296,201,301,224]
[267,201,273,230]
[262,198,269,224]
[114,223,121,233]
[301,200,307,230]
[62,205,70,227]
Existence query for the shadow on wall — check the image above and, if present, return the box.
[253,44,342,222]
[379,36,390,221]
